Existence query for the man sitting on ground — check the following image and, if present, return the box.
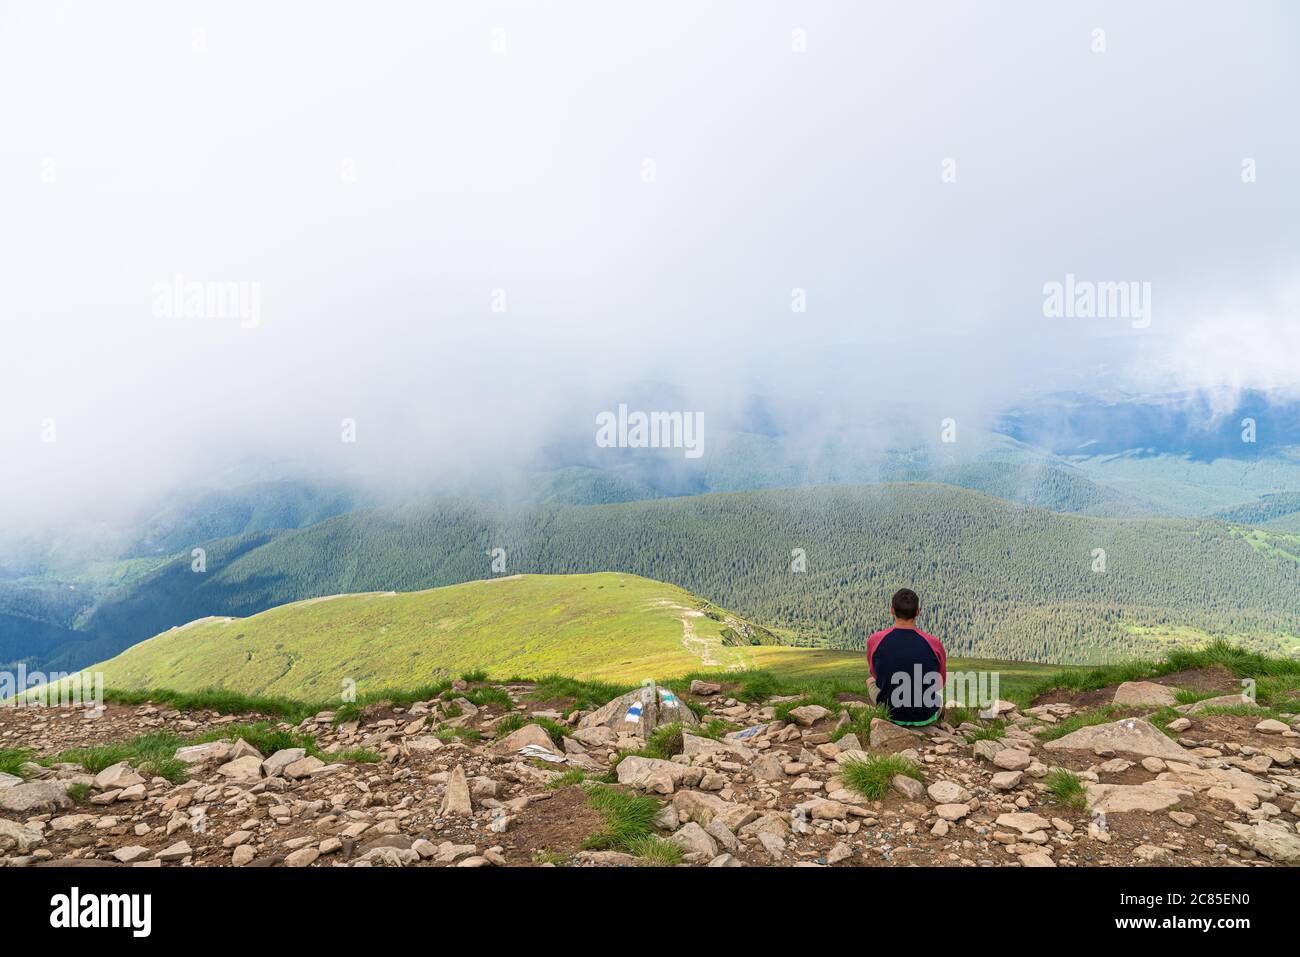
[866,588,947,726]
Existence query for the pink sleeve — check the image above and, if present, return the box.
[865,630,887,679]
[918,630,947,684]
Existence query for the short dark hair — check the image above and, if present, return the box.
[891,588,920,619]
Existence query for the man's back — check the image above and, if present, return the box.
[867,626,947,724]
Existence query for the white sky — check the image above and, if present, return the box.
[1,0,1297,526]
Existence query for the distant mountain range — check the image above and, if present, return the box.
[6,390,1300,673]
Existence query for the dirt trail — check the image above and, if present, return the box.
[658,601,751,672]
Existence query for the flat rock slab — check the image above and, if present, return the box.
[1043,718,1198,762]
[1085,782,1192,814]
[870,718,921,750]
[1224,820,1300,864]
[1180,694,1253,714]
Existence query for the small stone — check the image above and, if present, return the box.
[826,841,853,864]
[993,749,1031,771]
[891,774,925,801]
[990,770,1023,790]
[286,847,320,867]
[935,803,970,821]
[788,705,831,727]
[927,781,971,804]
[155,841,192,862]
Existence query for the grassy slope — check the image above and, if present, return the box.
[88,573,762,697]
[86,572,1076,703]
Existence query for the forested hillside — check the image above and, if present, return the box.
[1215,492,1300,528]
[56,484,1300,670]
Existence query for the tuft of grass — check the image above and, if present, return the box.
[51,730,189,783]
[829,703,886,745]
[644,722,685,759]
[612,721,690,767]
[732,670,782,702]
[66,782,92,804]
[460,669,488,683]
[840,753,922,801]
[533,849,569,866]
[1036,706,1120,742]
[493,713,527,738]
[332,703,363,725]
[546,769,587,790]
[965,718,1009,743]
[1045,768,1087,811]
[447,686,512,710]
[582,785,665,858]
[692,719,737,740]
[1146,706,1185,738]
[942,704,981,726]
[0,747,36,778]
[327,747,381,764]
[624,834,684,867]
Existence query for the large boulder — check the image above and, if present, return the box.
[578,686,699,737]
[1112,681,1177,707]
[1043,718,1198,762]
[0,780,73,814]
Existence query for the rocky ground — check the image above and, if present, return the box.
[2,672,1298,867]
